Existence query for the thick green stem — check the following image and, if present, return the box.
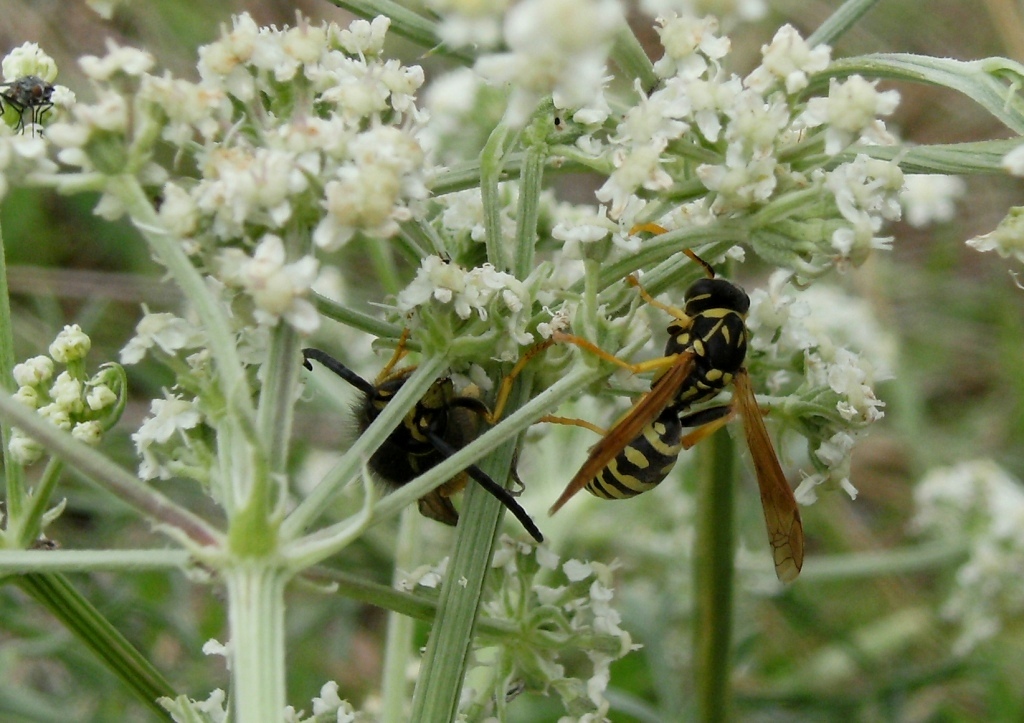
[409,380,527,721]
[225,563,290,723]
[692,428,735,723]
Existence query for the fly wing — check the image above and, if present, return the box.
[733,370,804,582]
[549,353,695,515]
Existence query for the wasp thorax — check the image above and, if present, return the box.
[683,278,750,316]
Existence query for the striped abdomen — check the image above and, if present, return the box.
[585,406,684,499]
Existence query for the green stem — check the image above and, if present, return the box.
[0,548,191,573]
[16,457,64,547]
[257,322,301,481]
[808,0,884,48]
[514,141,544,279]
[692,427,735,723]
[0,220,27,524]
[410,380,527,721]
[368,237,404,296]
[379,508,422,723]
[481,124,512,271]
[224,563,290,723]
[311,291,402,339]
[17,572,175,720]
[611,26,657,92]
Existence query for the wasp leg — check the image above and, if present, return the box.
[489,338,557,423]
[375,327,412,383]
[302,348,376,396]
[426,431,544,543]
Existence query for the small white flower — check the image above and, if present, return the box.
[2,42,58,83]
[79,39,155,81]
[653,14,730,80]
[8,429,44,466]
[744,25,831,95]
[475,0,622,125]
[49,325,91,363]
[966,206,1024,264]
[563,559,593,582]
[801,75,900,154]
[134,394,202,447]
[334,15,392,55]
[121,310,205,364]
[72,420,104,445]
[12,355,55,387]
[37,402,72,430]
[900,174,965,228]
[223,235,320,334]
[86,383,118,411]
[49,372,84,415]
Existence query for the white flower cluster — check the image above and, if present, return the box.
[8,325,122,466]
[37,14,429,338]
[119,312,224,482]
[163,681,367,722]
[746,272,893,502]
[912,461,1024,654]
[397,256,535,359]
[589,20,903,276]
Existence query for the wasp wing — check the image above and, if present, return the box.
[733,370,804,583]
[549,352,695,515]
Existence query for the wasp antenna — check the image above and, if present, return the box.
[302,348,377,397]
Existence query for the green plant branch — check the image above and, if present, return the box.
[379,508,422,723]
[817,54,1024,134]
[692,428,736,723]
[481,123,513,272]
[17,572,175,720]
[0,221,27,524]
[0,549,192,573]
[410,376,531,721]
[311,291,403,339]
[808,0,884,48]
[15,457,64,548]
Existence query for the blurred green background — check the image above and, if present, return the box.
[4,0,1024,720]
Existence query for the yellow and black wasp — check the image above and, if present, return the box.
[547,249,804,582]
[302,337,544,543]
